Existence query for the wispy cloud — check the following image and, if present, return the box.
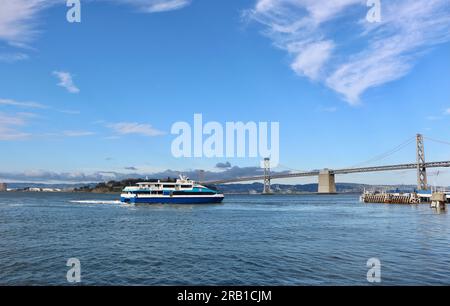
[62,130,95,137]
[0,0,191,45]
[103,135,121,140]
[318,106,338,113]
[58,109,81,115]
[0,0,53,45]
[108,122,166,137]
[0,52,29,63]
[0,0,193,61]
[291,40,334,81]
[425,107,450,120]
[0,98,47,109]
[1,98,82,117]
[0,111,32,140]
[121,0,192,13]
[52,71,80,93]
[0,98,87,139]
[426,115,442,121]
[248,0,450,105]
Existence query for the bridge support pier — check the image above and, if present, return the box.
[318,170,336,194]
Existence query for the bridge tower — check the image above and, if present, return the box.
[416,134,428,190]
[263,158,272,194]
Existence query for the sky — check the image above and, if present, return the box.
[1,0,450,185]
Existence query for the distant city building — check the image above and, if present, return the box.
[0,183,7,192]
[24,187,62,192]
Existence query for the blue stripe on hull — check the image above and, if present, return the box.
[121,196,224,204]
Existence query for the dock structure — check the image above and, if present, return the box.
[431,192,446,210]
[360,190,450,208]
[361,192,420,204]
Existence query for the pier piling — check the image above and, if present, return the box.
[431,192,446,210]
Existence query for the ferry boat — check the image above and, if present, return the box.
[120,175,224,204]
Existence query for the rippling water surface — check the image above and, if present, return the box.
[0,192,449,285]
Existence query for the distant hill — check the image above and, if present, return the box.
[6,182,96,190]
[218,182,370,194]
[5,178,443,194]
[74,179,145,193]
[71,179,428,194]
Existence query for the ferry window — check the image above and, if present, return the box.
[173,191,215,195]
[163,184,174,188]
[181,185,191,188]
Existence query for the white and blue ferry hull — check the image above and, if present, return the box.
[121,194,224,204]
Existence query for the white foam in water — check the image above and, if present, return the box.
[69,200,122,205]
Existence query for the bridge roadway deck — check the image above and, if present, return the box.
[203,161,450,185]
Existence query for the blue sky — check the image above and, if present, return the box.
[1,0,450,185]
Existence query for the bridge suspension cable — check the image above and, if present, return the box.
[275,135,449,173]
[202,134,450,191]
[423,136,450,146]
[276,163,309,173]
[348,136,416,168]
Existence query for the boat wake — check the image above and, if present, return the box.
[69,200,122,205]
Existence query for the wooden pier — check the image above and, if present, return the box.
[361,192,420,204]
[361,191,449,210]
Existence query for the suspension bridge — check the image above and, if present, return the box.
[203,134,450,194]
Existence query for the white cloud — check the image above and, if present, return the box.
[424,107,450,120]
[108,122,166,137]
[426,115,441,121]
[62,130,95,137]
[0,52,29,63]
[121,0,191,13]
[1,98,82,117]
[52,71,80,93]
[0,0,53,45]
[58,109,81,115]
[103,135,121,140]
[249,0,450,105]
[319,106,338,113]
[0,0,193,45]
[0,112,27,126]
[0,98,46,108]
[0,0,192,60]
[290,40,334,80]
[0,112,32,140]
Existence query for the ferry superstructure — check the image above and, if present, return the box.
[120,176,224,204]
